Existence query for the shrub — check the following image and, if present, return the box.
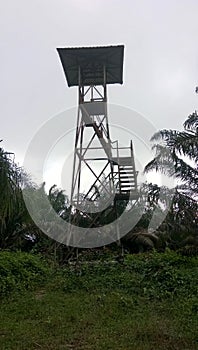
[0,251,50,296]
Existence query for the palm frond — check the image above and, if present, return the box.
[150,129,197,161]
[183,111,198,133]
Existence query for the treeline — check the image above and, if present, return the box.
[0,112,197,262]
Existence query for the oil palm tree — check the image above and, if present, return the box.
[145,112,198,194]
[144,113,198,246]
[0,142,29,248]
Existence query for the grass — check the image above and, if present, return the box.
[0,250,197,349]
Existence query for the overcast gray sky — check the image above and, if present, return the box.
[1,0,198,191]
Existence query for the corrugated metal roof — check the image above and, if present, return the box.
[57,45,124,87]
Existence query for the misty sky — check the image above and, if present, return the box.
[1,0,198,192]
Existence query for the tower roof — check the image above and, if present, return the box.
[57,45,124,87]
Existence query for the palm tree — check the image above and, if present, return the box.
[145,112,198,194]
[144,113,198,247]
[0,142,29,249]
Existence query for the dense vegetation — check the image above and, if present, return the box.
[0,113,197,349]
[0,112,197,257]
[0,251,48,296]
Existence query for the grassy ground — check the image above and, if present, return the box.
[0,251,197,349]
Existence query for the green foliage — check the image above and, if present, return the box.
[143,111,198,240]
[48,184,69,217]
[0,151,71,257]
[145,112,198,194]
[0,251,50,296]
[48,250,198,302]
[0,143,30,249]
[0,251,197,349]
[125,251,198,299]
[1,250,196,301]
[178,245,198,257]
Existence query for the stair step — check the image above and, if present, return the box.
[120,180,135,183]
[119,167,134,172]
[111,157,134,166]
[119,171,134,175]
[119,167,134,170]
[120,174,135,179]
[120,180,135,182]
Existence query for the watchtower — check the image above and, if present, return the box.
[57,45,138,226]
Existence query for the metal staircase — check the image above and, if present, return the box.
[83,140,138,205]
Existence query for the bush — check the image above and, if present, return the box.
[125,250,198,299]
[0,251,50,296]
[55,250,198,300]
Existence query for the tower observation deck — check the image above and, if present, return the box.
[57,45,138,227]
